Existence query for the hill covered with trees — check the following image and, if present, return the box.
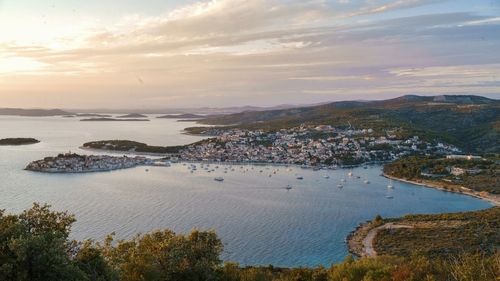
[189,95,500,153]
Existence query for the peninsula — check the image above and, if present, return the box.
[25,153,157,173]
[0,138,40,146]
[348,207,499,258]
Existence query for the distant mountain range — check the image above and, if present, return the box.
[194,95,499,153]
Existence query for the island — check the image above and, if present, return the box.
[116,113,148,118]
[0,108,72,116]
[157,113,205,119]
[25,153,160,173]
[76,113,112,117]
[82,140,189,154]
[80,118,149,122]
[0,138,40,146]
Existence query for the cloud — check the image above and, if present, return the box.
[0,0,499,108]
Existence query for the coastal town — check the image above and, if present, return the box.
[174,125,461,168]
[28,125,470,174]
[25,153,157,173]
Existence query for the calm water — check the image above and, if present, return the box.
[0,116,492,267]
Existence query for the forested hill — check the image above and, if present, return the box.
[195,95,499,153]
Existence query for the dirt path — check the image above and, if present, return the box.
[362,223,413,257]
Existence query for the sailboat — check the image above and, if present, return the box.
[387,179,394,189]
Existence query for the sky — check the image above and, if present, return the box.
[0,0,499,109]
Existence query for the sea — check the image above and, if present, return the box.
[0,115,492,267]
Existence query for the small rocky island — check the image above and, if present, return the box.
[116,113,148,118]
[157,113,205,119]
[26,153,156,173]
[80,118,150,122]
[0,138,40,146]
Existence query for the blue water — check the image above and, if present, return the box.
[0,116,492,267]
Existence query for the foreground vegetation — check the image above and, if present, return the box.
[0,138,40,145]
[383,156,499,194]
[374,207,500,258]
[1,204,498,281]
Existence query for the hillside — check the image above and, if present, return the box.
[193,95,500,153]
[374,207,500,258]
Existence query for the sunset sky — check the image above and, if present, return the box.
[0,0,499,109]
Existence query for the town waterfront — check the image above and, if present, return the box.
[0,116,492,267]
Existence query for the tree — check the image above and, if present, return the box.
[102,229,223,281]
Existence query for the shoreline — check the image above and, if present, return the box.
[383,173,499,206]
[79,146,391,169]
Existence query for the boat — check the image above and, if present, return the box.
[296,176,304,180]
[214,177,224,182]
[385,195,394,199]
[347,171,353,177]
[363,180,370,184]
[337,184,343,188]
[387,179,394,189]
[285,185,292,190]
[340,178,346,182]
[323,175,330,179]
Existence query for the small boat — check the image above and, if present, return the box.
[285,185,292,190]
[363,180,370,184]
[337,184,343,188]
[214,177,224,182]
[387,179,394,189]
[323,175,330,179]
[356,176,361,179]
[340,178,346,182]
[385,195,394,199]
[296,176,304,180]
[347,171,353,177]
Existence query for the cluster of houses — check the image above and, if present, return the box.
[176,125,462,167]
[25,153,154,173]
